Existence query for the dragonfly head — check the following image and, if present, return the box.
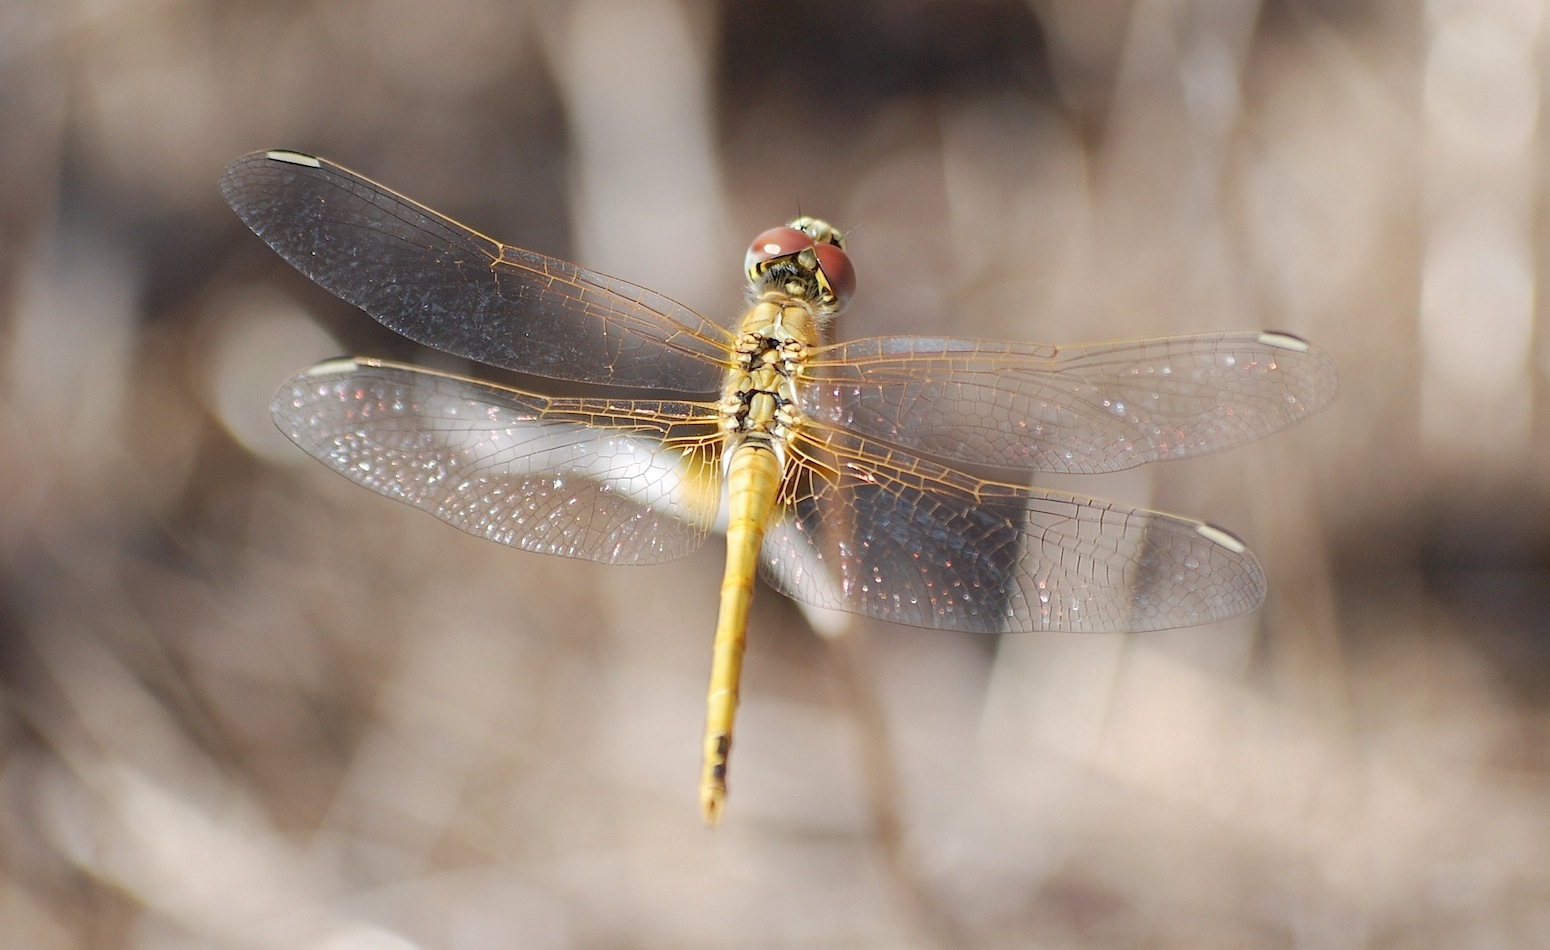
[744,216,856,316]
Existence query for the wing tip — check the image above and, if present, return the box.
[1258,329,1340,412]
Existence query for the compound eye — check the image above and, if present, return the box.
[745,226,814,272]
[812,242,856,311]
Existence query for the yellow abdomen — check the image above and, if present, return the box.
[700,438,783,826]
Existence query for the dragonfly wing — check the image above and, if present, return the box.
[803,331,1337,475]
[273,358,723,564]
[222,151,733,394]
[760,429,1265,633]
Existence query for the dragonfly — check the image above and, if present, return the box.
[221,149,1337,826]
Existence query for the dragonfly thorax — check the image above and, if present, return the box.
[719,299,820,452]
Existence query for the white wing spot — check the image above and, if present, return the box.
[302,358,361,378]
[1257,331,1310,353]
[1195,523,1248,554]
[265,150,322,168]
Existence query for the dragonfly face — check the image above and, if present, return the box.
[744,216,855,312]
[221,149,1338,825]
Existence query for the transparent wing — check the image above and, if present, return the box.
[272,358,724,564]
[802,331,1338,475]
[222,150,734,395]
[760,427,1265,633]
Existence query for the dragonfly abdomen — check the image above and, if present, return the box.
[701,439,784,825]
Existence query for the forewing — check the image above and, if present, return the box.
[803,331,1337,475]
[222,150,733,395]
[760,429,1265,633]
[272,358,723,564]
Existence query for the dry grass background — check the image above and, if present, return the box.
[1,0,1548,946]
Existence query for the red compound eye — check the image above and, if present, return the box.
[812,241,855,311]
[745,226,813,270]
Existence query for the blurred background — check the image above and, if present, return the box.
[1,0,1547,946]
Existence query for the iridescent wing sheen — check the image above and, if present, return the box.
[801,331,1337,475]
[272,358,724,564]
[221,151,734,395]
[759,426,1265,633]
